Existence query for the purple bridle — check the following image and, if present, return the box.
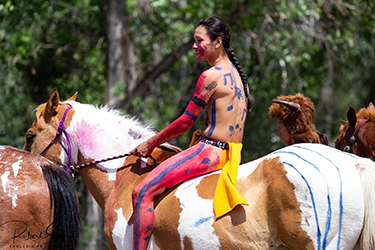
[39,105,158,175]
[342,118,369,154]
[39,106,73,173]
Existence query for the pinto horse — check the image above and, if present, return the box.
[24,89,375,250]
[0,145,79,249]
[335,102,375,160]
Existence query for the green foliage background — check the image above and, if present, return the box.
[1,0,374,159]
[1,0,374,247]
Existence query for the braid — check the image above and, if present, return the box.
[227,46,252,111]
[197,16,252,111]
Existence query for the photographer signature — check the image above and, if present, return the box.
[0,220,52,244]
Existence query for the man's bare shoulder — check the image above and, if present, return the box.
[203,66,227,84]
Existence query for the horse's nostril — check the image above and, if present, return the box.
[343,146,350,152]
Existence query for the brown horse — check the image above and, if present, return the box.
[335,102,375,160]
[25,89,375,250]
[0,145,79,249]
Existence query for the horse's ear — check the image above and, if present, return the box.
[367,102,375,113]
[347,106,357,128]
[45,89,60,118]
[66,92,78,101]
[339,124,345,133]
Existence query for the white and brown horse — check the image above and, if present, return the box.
[24,89,375,250]
[0,145,79,249]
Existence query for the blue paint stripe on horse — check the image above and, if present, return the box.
[282,161,322,249]
[275,145,346,250]
[194,215,215,228]
[292,145,344,250]
[275,149,331,250]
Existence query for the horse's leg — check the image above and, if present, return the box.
[103,221,118,250]
[103,196,134,250]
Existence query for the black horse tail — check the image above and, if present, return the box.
[41,164,80,250]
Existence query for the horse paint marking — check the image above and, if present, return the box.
[111,208,160,250]
[65,101,155,181]
[175,174,220,250]
[1,171,10,193]
[271,144,363,249]
[1,158,23,208]
[112,208,130,250]
[12,158,22,177]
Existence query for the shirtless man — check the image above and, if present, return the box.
[132,16,250,250]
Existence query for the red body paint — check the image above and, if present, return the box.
[150,72,209,150]
[132,142,222,250]
[194,43,206,61]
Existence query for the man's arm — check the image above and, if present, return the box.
[134,70,217,157]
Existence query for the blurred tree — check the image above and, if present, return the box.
[0,0,107,249]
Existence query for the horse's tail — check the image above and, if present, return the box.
[41,164,80,250]
[356,157,375,250]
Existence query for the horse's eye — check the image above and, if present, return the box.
[26,134,36,142]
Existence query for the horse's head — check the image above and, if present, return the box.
[334,106,358,153]
[335,104,375,159]
[24,89,77,165]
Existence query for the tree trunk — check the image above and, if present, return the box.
[79,185,106,249]
[319,42,334,141]
[103,0,128,107]
[86,191,105,249]
[79,1,129,249]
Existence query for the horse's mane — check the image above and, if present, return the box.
[341,103,375,131]
[65,100,156,141]
[357,105,375,124]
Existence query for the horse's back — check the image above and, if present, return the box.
[0,146,53,248]
[269,143,364,249]
[153,143,364,250]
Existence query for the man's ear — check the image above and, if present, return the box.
[214,37,223,48]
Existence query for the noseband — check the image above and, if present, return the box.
[342,119,369,154]
[39,105,158,175]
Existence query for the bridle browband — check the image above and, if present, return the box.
[39,105,158,176]
[342,118,369,154]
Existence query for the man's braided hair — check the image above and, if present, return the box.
[197,16,251,111]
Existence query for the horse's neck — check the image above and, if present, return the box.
[65,102,156,208]
[78,166,111,210]
[106,146,180,218]
[75,152,153,210]
[358,122,375,158]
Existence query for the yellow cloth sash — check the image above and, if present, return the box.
[189,130,249,218]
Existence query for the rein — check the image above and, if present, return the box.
[343,118,369,154]
[39,105,158,176]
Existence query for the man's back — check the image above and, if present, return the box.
[202,62,247,143]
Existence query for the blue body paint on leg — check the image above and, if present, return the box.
[134,143,206,250]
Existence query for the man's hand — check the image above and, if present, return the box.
[133,140,154,158]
